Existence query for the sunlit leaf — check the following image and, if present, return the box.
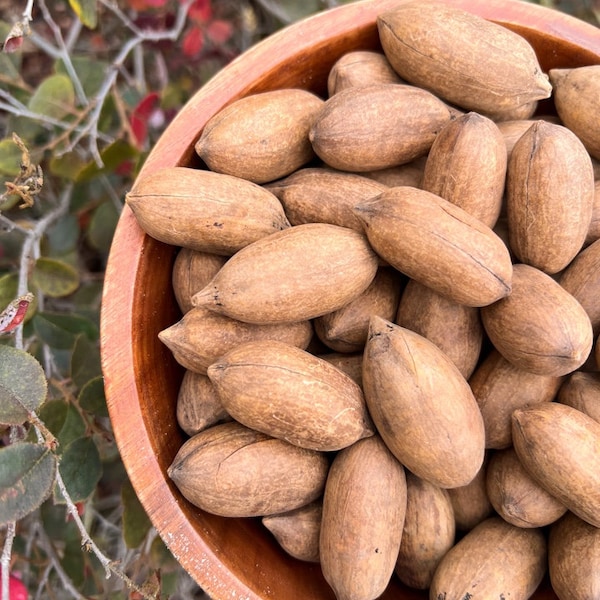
[0,442,57,525]
[68,0,98,29]
[31,257,80,298]
[38,399,86,450]
[56,437,101,503]
[28,74,75,120]
[78,376,107,417]
[122,480,152,548]
[0,345,47,425]
[71,334,101,390]
[0,137,21,176]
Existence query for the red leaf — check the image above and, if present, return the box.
[188,0,212,23]
[206,19,233,45]
[130,92,160,147]
[182,26,204,57]
[115,160,134,177]
[0,294,34,334]
[3,35,23,53]
[3,19,27,53]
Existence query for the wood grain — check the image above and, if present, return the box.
[100,0,600,598]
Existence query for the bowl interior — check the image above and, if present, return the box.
[101,1,600,599]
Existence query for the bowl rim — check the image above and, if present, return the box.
[100,1,600,598]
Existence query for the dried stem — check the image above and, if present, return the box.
[1,522,16,600]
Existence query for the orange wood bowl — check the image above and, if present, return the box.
[100,1,600,598]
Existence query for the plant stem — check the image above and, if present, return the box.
[34,524,88,600]
[35,0,89,106]
[53,470,156,599]
[1,522,16,600]
[15,184,72,350]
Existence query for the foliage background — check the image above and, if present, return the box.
[0,0,598,598]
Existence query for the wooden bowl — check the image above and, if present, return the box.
[100,1,600,598]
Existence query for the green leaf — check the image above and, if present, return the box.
[55,56,107,98]
[0,345,47,425]
[261,0,320,23]
[31,257,80,298]
[0,137,21,176]
[49,152,87,181]
[68,0,98,28]
[0,275,17,310]
[78,376,107,417]
[33,311,98,350]
[44,213,80,256]
[87,201,119,254]
[0,184,23,211]
[28,74,75,120]
[41,500,79,541]
[71,334,101,390]
[76,139,139,182]
[56,437,101,503]
[0,442,57,525]
[61,535,86,587]
[122,480,152,548]
[150,536,178,571]
[38,399,86,451]
[6,114,47,149]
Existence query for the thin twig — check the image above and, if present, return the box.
[1,522,16,600]
[64,17,82,53]
[34,525,88,600]
[99,174,125,212]
[70,0,193,166]
[0,214,29,235]
[22,0,35,21]
[99,0,193,41]
[53,470,156,600]
[15,183,72,349]
[0,96,113,145]
[35,0,89,106]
